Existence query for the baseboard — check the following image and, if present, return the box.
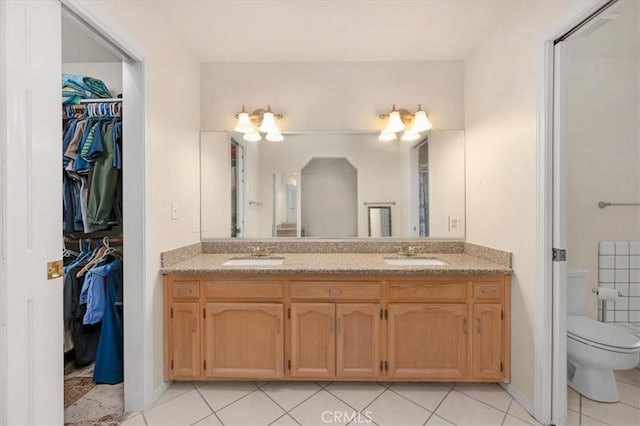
[500,383,536,420]
[153,381,171,405]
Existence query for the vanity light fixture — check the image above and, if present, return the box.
[378,104,433,142]
[234,105,284,142]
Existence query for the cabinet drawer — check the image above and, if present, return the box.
[389,282,467,302]
[290,282,381,300]
[473,282,502,301]
[205,281,284,300]
[172,282,199,299]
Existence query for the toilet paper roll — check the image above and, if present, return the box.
[596,287,619,301]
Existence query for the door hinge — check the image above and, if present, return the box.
[379,360,383,371]
[170,307,173,318]
[288,359,291,370]
[380,309,383,320]
[385,309,388,320]
[552,248,566,262]
[203,308,206,319]
[500,362,503,372]
[501,309,504,320]
[204,360,206,370]
[171,360,174,370]
[287,308,291,319]
[384,361,388,371]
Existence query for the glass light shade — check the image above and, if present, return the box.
[259,111,279,133]
[411,110,433,132]
[234,112,254,133]
[401,130,420,142]
[386,110,406,133]
[243,130,261,142]
[378,131,397,142]
[266,131,284,142]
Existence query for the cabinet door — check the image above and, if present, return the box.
[473,304,503,380]
[388,304,467,379]
[290,303,335,377]
[336,304,381,378]
[204,303,284,379]
[170,302,201,378]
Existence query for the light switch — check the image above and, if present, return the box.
[171,202,178,220]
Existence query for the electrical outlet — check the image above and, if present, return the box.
[450,217,459,230]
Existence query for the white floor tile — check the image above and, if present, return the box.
[567,387,580,412]
[616,369,640,386]
[270,414,301,425]
[143,390,212,426]
[502,414,530,426]
[435,391,506,426]
[618,381,640,408]
[581,397,640,426]
[388,383,451,412]
[425,414,455,425]
[289,390,355,426]
[325,382,385,411]
[316,381,331,388]
[192,413,223,425]
[580,414,608,426]
[262,382,321,411]
[566,410,580,426]
[217,390,285,426]
[196,381,257,411]
[454,383,512,412]
[367,390,431,426]
[507,400,537,425]
[154,382,194,407]
[120,412,147,425]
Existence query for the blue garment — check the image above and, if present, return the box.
[80,260,112,325]
[62,74,111,105]
[74,120,104,173]
[93,259,123,384]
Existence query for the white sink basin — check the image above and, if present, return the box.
[222,257,284,266]
[384,257,447,266]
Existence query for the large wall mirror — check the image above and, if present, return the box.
[201,130,465,239]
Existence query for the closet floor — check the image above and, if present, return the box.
[64,362,124,425]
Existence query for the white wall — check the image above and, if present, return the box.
[464,0,597,404]
[77,0,202,406]
[566,0,640,320]
[201,61,464,131]
[201,132,231,238]
[62,62,123,96]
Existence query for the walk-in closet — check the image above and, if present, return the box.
[61,12,126,422]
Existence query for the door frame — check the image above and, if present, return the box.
[60,0,152,411]
[536,1,618,424]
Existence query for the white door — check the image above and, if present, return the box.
[0,1,64,424]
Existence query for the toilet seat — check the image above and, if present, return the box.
[567,315,640,353]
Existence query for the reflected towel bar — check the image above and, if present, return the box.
[364,201,396,206]
[598,201,640,209]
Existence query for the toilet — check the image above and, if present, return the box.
[567,269,640,402]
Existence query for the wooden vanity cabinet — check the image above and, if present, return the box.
[164,273,510,383]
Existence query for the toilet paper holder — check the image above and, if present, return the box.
[591,288,623,322]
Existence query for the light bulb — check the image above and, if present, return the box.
[266,131,284,142]
[234,111,254,133]
[379,131,397,142]
[386,110,405,133]
[259,111,279,133]
[401,130,420,142]
[411,109,432,132]
[243,131,261,142]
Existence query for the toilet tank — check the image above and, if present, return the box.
[567,268,589,315]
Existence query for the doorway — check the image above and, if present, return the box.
[546,0,639,423]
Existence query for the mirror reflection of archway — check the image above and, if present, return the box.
[301,157,357,238]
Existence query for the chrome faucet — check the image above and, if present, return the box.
[397,245,419,257]
[246,246,273,257]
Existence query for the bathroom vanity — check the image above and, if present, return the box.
[162,248,511,384]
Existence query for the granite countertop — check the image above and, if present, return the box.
[160,252,512,275]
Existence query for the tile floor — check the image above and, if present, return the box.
[121,372,640,426]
